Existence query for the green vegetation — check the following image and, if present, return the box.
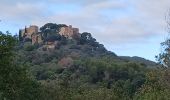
[0,23,169,100]
[0,32,41,100]
[156,38,170,67]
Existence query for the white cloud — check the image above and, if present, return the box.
[0,0,169,54]
[0,1,46,21]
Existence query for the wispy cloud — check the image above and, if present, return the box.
[0,0,168,41]
[0,0,169,60]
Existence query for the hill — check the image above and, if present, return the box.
[119,56,159,67]
[14,23,162,100]
[18,23,157,67]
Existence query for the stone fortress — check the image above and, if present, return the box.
[19,25,42,44]
[19,25,80,45]
[59,25,79,39]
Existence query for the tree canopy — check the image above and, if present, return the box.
[0,32,41,100]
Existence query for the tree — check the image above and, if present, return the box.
[156,11,170,67]
[156,39,170,67]
[134,69,170,100]
[45,34,61,42]
[40,23,67,39]
[40,23,67,33]
[79,32,93,45]
[0,32,41,100]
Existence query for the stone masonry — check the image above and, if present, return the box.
[59,25,79,39]
[19,24,80,46]
[19,25,38,39]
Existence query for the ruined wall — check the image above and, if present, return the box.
[59,25,79,38]
[19,24,80,46]
[27,25,38,34]
[32,33,42,44]
[19,25,39,39]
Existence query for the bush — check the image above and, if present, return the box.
[24,42,35,51]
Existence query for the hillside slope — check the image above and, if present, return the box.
[15,23,160,100]
[119,56,159,67]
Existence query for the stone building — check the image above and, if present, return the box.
[19,24,81,47]
[31,32,43,44]
[19,25,41,44]
[59,25,80,39]
[19,25,39,40]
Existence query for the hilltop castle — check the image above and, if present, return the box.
[19,24,80,45]
[19,25,42,44]
[59,25,79,39]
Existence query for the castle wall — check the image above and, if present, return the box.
[27,25,38,34]
[59,25,79,38]
[20,24,80,45]
[19,25,39,41]
[32,33,42,44]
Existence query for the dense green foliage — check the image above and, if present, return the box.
[40,23,67,41]
[156,39,170,67]
[1,23,169,100]
[0,32,42,100]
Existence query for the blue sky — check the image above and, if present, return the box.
[0,0,170,61]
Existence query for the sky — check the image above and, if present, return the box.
[0,0,170,61]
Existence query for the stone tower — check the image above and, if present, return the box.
[19,25,39,40]
[59,25,79,39]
